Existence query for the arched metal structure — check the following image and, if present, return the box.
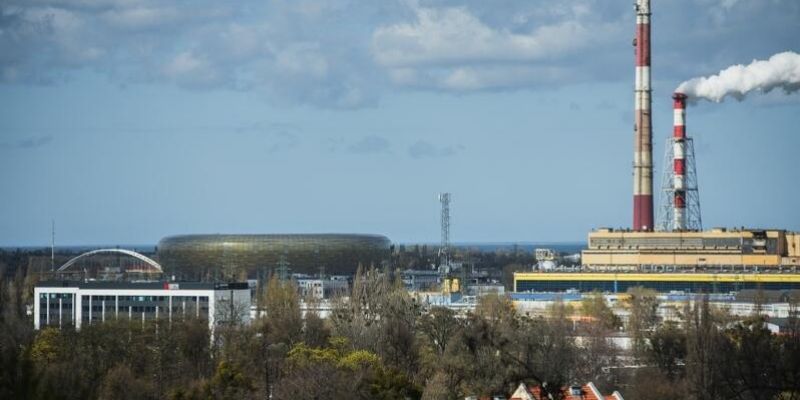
[57,249,163,273]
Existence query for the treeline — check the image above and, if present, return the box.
[2,266,800,399]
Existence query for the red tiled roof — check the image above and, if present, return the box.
[517,382,622,400]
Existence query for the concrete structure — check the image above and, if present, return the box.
[157,234,391,279]
[401,269,443,292]
[633,0,654,232]
[514,272,800,294]
[34,281,251,332]
[582,228,800,270]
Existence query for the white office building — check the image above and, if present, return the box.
[34,281,251,332]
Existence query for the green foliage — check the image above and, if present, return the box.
[580,291,621,330]
[626,286,660,359]
[30,328,63,364]
[648,321,687,380]
[260,275,303,345]
[206,361,255,400]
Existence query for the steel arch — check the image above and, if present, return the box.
[57,248,163,273]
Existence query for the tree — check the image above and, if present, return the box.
[301,295,330,348]
[330,266,420,377]
[97,364,154,400]
[273,339,418,400]
[261,275,303,346]
[580,291,621,331]
[627,287,660,359]
[684,297,726,400]
[418,307,460,356]
[716,317,783,400]
[648,321,686,380]
[206,361,255,400]
[0,268,35,399]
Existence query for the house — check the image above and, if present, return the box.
[510,382,624,400]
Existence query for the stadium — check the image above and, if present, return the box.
[157,234,391,280]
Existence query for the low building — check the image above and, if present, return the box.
[401,269,442,291]
[582,228,800,270]
[513,272,800,294]
[295,276,349,300]
[34,281,251,332]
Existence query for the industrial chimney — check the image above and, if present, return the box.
[657,92,702,232]
[672,93,687,230]
[633,0,653,231]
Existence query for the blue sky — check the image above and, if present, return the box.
[1,0,799,246]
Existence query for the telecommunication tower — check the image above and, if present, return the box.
[438,193,451,270]
[50,220,55,272]
[276,251,291,282]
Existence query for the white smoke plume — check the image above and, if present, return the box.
[676,51,800,102]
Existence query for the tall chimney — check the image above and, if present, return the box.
[633,0,653,231]
[672,92,687,230]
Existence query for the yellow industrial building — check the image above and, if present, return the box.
[513,271,800,294]
[509,228,800,294]
[581,228,800,270]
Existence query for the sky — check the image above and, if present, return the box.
[1,0,799,246]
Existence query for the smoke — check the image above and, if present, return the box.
[676,51,800,102]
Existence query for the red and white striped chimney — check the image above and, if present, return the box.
[672,92,687,230]
[633,0,653,231]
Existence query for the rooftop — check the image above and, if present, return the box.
[35,280,249,290]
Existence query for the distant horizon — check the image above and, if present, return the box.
[0,240,587,250]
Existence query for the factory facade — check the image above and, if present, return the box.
[514,272,800,294]
[34,281,251,331]
[582,228,800,270]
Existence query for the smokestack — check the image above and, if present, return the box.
[672,93,687,230]
[633,0,653,231]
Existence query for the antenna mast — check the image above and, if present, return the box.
[51,220,55,272]
[438,193,451,271]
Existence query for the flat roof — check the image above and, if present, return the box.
[514,272,800,283]
[35,281,249,290]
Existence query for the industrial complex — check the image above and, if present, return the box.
[511,0,800,295]
[581,228,800,270]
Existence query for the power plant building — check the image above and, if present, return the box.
[582,228,800,270]
[514,272,800,294]
[157,234,391,280]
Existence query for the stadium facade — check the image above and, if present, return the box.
[157,234,391,280]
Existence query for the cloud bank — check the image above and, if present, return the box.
[0,0,797,107]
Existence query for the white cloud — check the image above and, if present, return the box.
[101,6,181,30]
[0,0,797,105]
[372,2,620,91]
[162,51,220,88]
[372,5,595,67]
